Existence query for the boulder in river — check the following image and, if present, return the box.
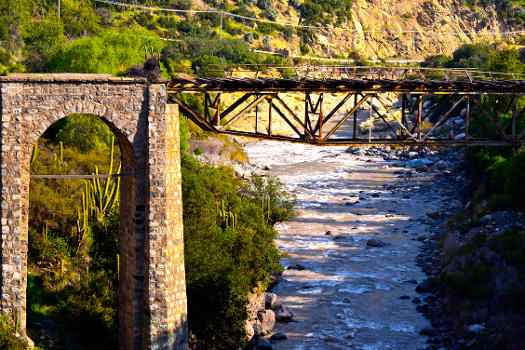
[264,292,278,309]
[270,332,288,341]
[468,324,485,333]
[366,238,389,247]
[272,304,294,322]
[245,320,255,341]
[416,279,437,293]
[419,326,439,336]
[257,309,275,335]
[286,263,306,270]
[405,158,434,168]
[333,233,354,242]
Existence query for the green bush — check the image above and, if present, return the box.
[181,153,291,348]
[0,316,27,350]
[191,55,226,77]
[491,150,525,209]
[55,114,115,153]
[299,0,353,25]
[22,15,65,72]
[48,26,163,74]
[421,54,450,68]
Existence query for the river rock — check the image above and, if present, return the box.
[416,279,436,293]
[419,326,439,336]
[265,292,278,309]
[257,309,275,335]
[286,263,306,270]
[270,332,288,340]
[417,164,428,172]
[245,320,255,341]
[433,160,448,170]
[405,158,434,168]
[468,324,485,333]
[333,233,354,242]
[366,238,389,247]
[272,304,294,322]
[252,320,263,336]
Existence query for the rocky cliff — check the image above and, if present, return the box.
[260,0,520,60]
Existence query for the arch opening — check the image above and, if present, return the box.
[26,113,137,350]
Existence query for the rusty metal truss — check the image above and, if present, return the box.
[167,68,525,147]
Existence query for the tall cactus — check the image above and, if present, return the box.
[75,183,91,254]
[87,137,121,221]
[217,199,237,229]
[30,143,38,166]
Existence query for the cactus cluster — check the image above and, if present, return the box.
[216,200,237,229]
[75,138,121,253]
[261,195,272,223]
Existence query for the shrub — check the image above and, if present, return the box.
[0,316,27,350]
[191,55,226,77]
[491,150,525,210]
[55,114,115,153]
[48,26,163,74]
[181,154,291,348]
[422,54,450,68]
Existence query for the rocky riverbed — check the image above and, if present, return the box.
[241,141,466,350]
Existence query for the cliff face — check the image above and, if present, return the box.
[265,0,517,60]
[347,0,507,59]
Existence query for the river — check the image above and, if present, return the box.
[243,140,453,350]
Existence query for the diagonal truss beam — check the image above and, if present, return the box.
[170,88,525,147]
[423,96,466,141]
[322,94,371,140]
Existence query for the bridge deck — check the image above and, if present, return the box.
[168,76,525,94]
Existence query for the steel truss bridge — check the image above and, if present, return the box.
[167,66,525,147]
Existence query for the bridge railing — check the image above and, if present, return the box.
[207,64,525,82]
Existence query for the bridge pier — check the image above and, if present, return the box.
[0,75,188,350]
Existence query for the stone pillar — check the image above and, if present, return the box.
[0,82,30,336]
[143,96,188,349]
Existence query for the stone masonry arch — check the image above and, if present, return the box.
[0,74,188,350]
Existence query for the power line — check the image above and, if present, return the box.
[93,0,525,36]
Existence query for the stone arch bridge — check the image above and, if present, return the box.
[1,74,187,350]
[0,71,523,350]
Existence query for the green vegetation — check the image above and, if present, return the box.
[182,154,293,349]
[459,0,525,26]
[0,316,27,350]
[299,0,353,25]
[423,43,525,213]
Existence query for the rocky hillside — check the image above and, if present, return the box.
[189,0,523,60]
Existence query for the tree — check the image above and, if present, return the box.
[445,43,495,69]
[61,0,101,39]
[0,0,31,53]
[56,114,115,153]
[483,48,525,74]
[23,15,65,72]
[48,26,164,74]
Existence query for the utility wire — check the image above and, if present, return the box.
[93,0,525,35]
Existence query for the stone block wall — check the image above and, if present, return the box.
[0,74,188,350]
